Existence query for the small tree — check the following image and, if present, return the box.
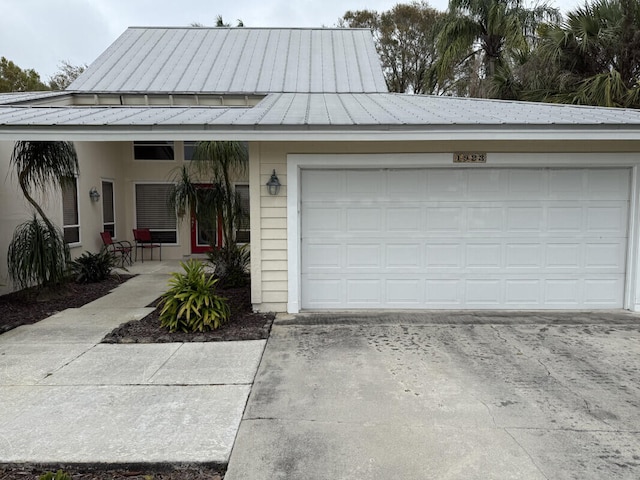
[169,141,249,286]
[7,141,78,290]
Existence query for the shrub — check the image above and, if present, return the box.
[7,216,70,290]
[69,249,116,284]
[39,471,72,480]
[206,243,250,288]
[159,260,230,332]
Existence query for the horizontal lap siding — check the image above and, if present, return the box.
[252,143,288,312]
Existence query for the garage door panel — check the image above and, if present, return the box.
[346,244,380,269]
[300,168,630,310]
[506,244,543,269]
[587,169,630,199]
[586,206,628,233]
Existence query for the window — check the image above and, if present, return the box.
[135,183,177,243]
[62,177,80,244]
[102,180,115,237]
[133,141,174,160]
[184,141,198,161]
[235,184,250,243]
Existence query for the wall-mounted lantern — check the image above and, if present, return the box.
[266,169,281,195]
[89,187,101,202]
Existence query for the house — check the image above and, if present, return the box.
[2,26,640,312]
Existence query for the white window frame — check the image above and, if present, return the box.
[183,141,198,161]
[62,175,80,246]
[101,179,116,239]
[132,141,175,161]
[133,182,179,245]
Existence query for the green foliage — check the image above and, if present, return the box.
[0,56,49,92]
[341,2,446,94]
[529,0,640,107]
[7,216,70,290]
[69,250,116,284]
[159,260,230,333]
[39,470,71,480]
[436,0,560,97]
[49,60,86,90]
[7,141,79,291]
[207,243,250,288]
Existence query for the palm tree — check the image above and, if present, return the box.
[529,0,640,107]
[437,0,559,97]
[169,141,249,286]
[7,141,79,289]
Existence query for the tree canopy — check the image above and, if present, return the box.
[341,2,447,94]
[0,57,49,93]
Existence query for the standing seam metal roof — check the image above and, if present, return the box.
[2,93,640,128]
[68,27,388,94]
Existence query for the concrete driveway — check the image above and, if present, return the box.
[226,311,640,480]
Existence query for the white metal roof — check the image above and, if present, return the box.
[68,27,388,94]
[1,93,639,127]
[0,91,71,105]
[2,92,639,141]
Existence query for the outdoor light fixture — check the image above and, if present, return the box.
[89,187,101,202]
[266,169,281,195]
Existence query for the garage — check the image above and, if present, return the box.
[300,167,630,309]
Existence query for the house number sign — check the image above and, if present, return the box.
[453,153,487,163]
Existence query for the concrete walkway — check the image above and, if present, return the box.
[226,311,640,480]
[0,261,265,464]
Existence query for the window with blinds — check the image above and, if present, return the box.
[133,141,174,160]
[235,184,250,243]
[62,177,80,244]
[135,183,177,243]
[102,180,115,237]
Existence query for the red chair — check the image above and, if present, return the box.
[133,228,162,262]
[100,231,133,267]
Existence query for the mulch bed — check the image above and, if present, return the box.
[0,465,224,479]
[102,282,274,343]
[0,276,275,480]
[0,275,134,334]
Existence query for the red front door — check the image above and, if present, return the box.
[190,185,222,254]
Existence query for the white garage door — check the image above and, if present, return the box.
[300,168,630,309]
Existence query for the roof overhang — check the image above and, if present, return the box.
[1,124,639,142]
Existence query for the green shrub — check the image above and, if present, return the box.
[7,216,70,290]
[39,470,72,480]
[69,249,116,283]
[159,259,230,332]
[206,243,250,288]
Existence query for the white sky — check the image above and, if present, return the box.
[1,0,581,81]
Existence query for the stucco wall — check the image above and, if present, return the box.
[250,140,640,313]
[0,140,249,295]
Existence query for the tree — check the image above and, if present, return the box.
[169,142,249,286]
[0,57,49,92]
[7,141,79,290]
[49,61,86,90]
[215,15,244,27]
[436,0,559,98]
[526,0,640,107]
[341,2,447,94]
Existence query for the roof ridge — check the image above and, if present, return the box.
[127,26,373,31]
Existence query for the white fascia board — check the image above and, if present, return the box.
[0,126,639,142]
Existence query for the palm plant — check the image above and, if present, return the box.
[169,141,249,284]
[437,0,559,97]
[7,141,78,289]
[529,0,640,107]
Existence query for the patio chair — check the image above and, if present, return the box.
[100,231,133,267]
[133,228,162,262]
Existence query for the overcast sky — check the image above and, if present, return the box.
[1,0,581,81]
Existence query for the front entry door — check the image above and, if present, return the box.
[190,185,222,254]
